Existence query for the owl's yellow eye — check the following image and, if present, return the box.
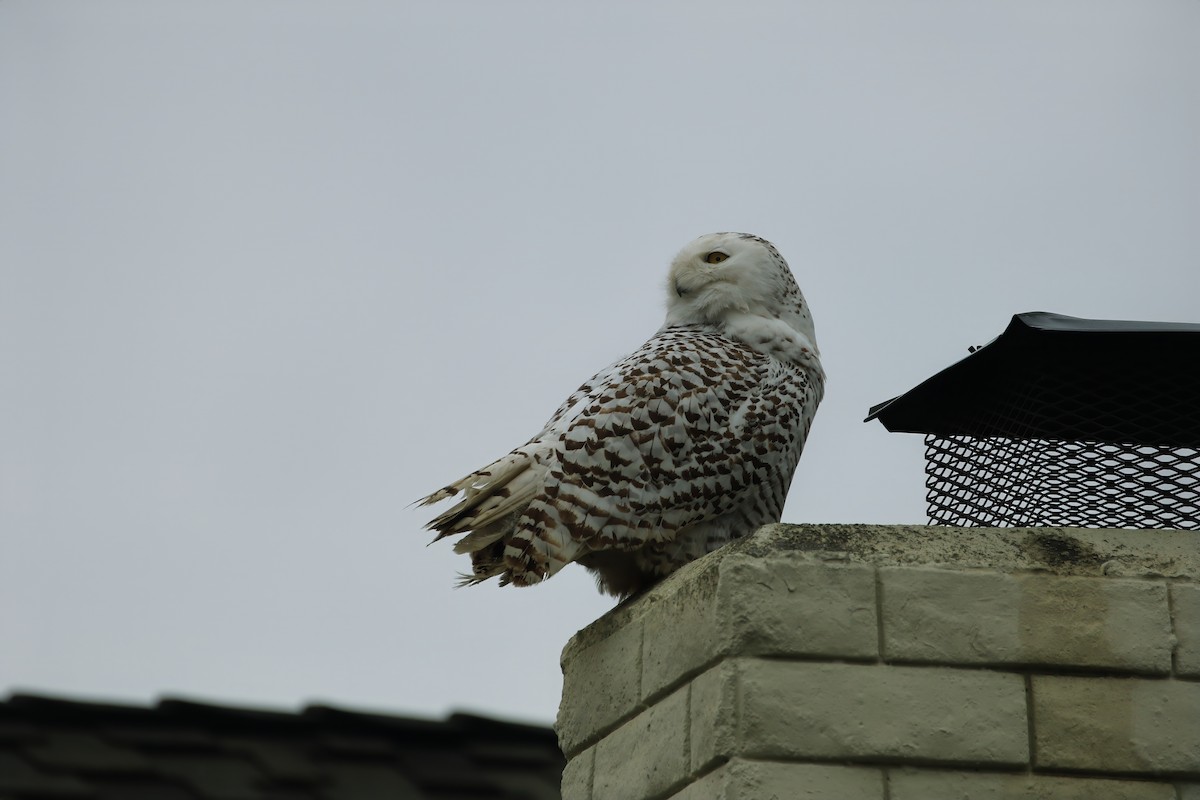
[703,252,729,264]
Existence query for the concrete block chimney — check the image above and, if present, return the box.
[556,524,1200,800]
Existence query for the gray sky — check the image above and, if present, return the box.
[2,1,1198,726]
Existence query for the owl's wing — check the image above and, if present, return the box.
[506,326,820,580]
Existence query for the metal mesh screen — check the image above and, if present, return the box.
[925,434,1200,529]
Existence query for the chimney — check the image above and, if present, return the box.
[556,523,1200,799]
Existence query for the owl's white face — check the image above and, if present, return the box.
[664,232,816,346]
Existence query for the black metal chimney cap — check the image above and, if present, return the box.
[865,311,1200,446]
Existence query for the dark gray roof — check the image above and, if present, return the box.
[0,693,563,800]
[865,311,1200,446]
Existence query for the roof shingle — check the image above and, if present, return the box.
[0,694,563,800]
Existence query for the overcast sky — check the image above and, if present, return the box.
[2,1,1198,726]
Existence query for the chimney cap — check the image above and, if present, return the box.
[865,311,1200,446]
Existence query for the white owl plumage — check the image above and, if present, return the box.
[420,233,824,597]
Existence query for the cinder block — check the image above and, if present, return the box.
[737,660,1029,765]
[593,684,689,800]
[718,556,879,659]
[561,745,594,800]
[689,660,738,775]
[1033,675,1200,774]
[641,555,878,702]
[557,617,643,757]
[881,568,1172,673]
[669,759,884,800]
[641,560,722,702]
[1172,583,1200,677]
[888,767,1176,799]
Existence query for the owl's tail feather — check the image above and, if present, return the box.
[453,539,510,587]
[451,518,511,554]
[418,447,528,508]
[422,445,589,589]
[421,447,542,541]
[500,499,593,587]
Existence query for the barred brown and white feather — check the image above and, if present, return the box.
[419,232,824,597]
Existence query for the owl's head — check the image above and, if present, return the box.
[664,232,817,344]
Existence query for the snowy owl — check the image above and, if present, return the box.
[420,233,824,597]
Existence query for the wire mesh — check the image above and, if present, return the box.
[925,434,1200,529]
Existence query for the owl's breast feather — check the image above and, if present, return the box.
[721,312,824,380]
